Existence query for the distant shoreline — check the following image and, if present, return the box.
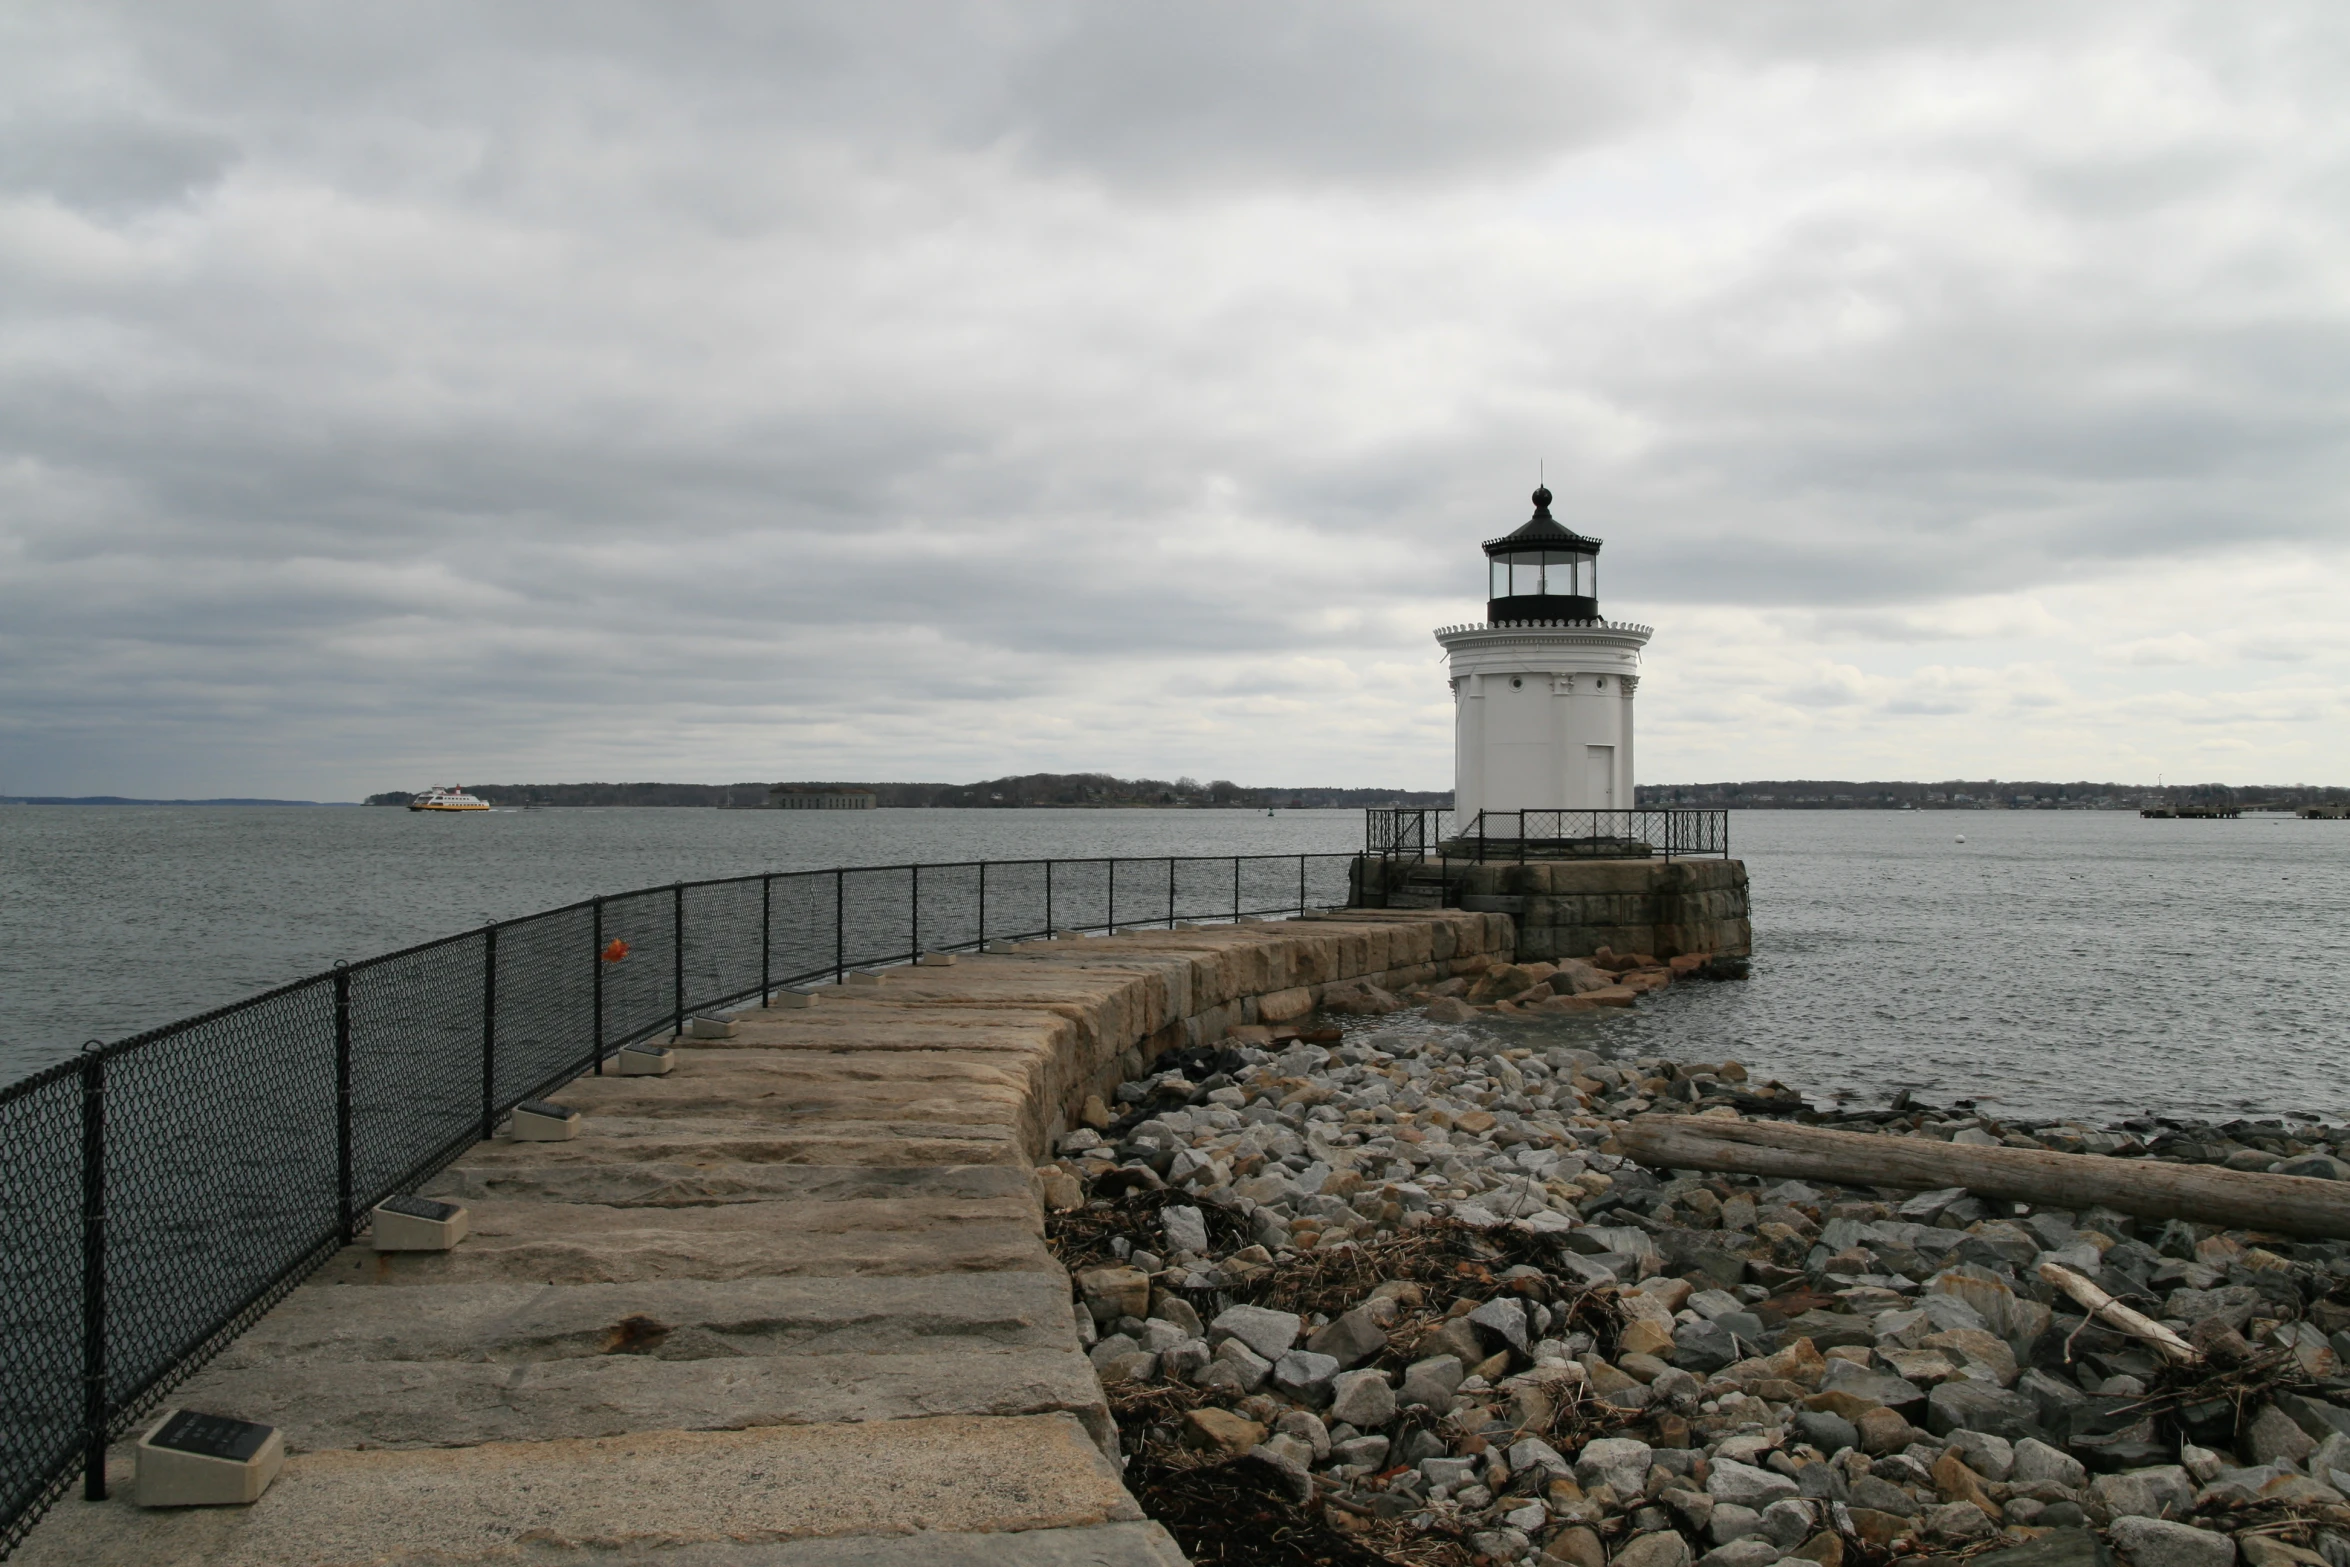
[0,796,360,807]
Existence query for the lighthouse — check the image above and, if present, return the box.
[1436,486,1651,819]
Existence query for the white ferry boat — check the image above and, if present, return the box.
[408,786,491,812]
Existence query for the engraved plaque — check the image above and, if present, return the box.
[150,1411,272,1463]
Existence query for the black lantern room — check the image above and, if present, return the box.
[1484,485,1600,623]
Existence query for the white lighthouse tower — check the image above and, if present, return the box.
[1437,486,1650,819]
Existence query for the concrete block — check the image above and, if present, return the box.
[917,952,958,967]
[771,989,817,1008]
[615,1043,675,1076]
[846,970,884,987]
[134,1410,285,1507]
[509,1100,579,1141]
[370,1194,467,1252]
[685,1016,738,1039]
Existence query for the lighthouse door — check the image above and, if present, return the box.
[1585,745,1616,809]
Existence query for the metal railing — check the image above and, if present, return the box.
[1364,807,1454,859]
[1367,806,1730,863]
[0,851,1355,1556]
[1460,808,1730,860]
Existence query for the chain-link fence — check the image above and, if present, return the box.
[0,850,1356,1555]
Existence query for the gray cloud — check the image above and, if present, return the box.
[2,1,2348,796]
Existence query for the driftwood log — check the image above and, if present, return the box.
[2037,1259,2199,1364]
[1618,1113,2350,1240]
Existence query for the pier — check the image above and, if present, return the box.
[14,911,1509,1566]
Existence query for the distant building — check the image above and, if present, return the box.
[767,788,878,810]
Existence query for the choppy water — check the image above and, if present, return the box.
[2,804,2344,1122]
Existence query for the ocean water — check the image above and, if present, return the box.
[1,805,2344,1123]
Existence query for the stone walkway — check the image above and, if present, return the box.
[17,910,1506,1567]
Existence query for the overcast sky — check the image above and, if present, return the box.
[5,2,2347,798]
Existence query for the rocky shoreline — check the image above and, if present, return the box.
[1039,951,2350,1567]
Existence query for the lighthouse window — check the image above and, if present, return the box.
[1490,558,1510,599]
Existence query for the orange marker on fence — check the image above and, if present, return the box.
[600,939,630,964]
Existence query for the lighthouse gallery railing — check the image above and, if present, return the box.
[0,850,1355,1555]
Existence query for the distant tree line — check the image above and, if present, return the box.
[1635,779,2350,810]
[363,773,1454,809]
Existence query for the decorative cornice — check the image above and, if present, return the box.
[1434,620,1653,646]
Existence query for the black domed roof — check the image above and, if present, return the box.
[1482,485,1601,557]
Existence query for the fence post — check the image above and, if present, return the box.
[671,884,685,1038]
[834,869,845,981]
[480,927,498,1143]
[1045,859,1054,938]
[79,1043,106,1502]
[334,965,353,1237]
[1106,856,1116,933]
[910,864,920,958]
[1232,856,1241,922]
[1298,854,1306,913]
[1167,857,1176,928]
[760,875,773,1004]
[979,861,988,946]
[591,897,605,1076]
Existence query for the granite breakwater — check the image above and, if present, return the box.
[1045,953,2350,1567]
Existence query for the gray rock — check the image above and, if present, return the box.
[1207,1336,1272,1391]
[1970,1528,2112,1567]
[2011,1437,2086,1494]
[2088,1473,2166,1520]
[1273,1409,1330,1460]
[1327,1368,1395,1429]
[1675,1317,1741,1373]
[1694,1540,1782,1567]
[1792,1410,1858,1455]
[1706,1457,1799,1508]
[1421,1455,1478,1490]
[1159,1337,1211,1382]
[1947,1429,2015,1481]
[1612,1532,1694,1567]
[1272,1349,1340,1401]
[1821,1361,1927,1416]
[1332,1434,1389,1469]
[1926,1501,1996,1542]
[1468,1295,1530,1353]
[1708,1504,1762,1544]
[1249,1442,1313,1503]
[1209,1304,1301,1360]
[1160,1205,1209,1255]
[1306,1305,1389,1368]
[1399,1354,1464,1409]
[1927,1379,2041,1440]
[1758,1499,1816,1548]
[1508,1436,1570,1479]
[2106,1517,2235,1567]
[1579,1436,1654,1497]
[1848,1475,1920,1517]
[2249,1404,2318,1467]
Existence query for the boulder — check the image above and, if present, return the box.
[1077,1265,1152,1323]
[2106,1517,2235,1567]
[1400,1354,1466,1409]
[1579,1437,1655,1498]
[2012,1436,2088,1490]
[1182,1407,1266,1456]
[1928,1379,2041,1441]
[1327,1368,1396,1429]
[1160,1205,1209,1256]
[1209,1303,1302,1360]
[1307,1305,1390,1367]
[1612,1531,1694,1567]
[1706,1458,1799,1508]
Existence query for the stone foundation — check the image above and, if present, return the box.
[1349,854,1750,963]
